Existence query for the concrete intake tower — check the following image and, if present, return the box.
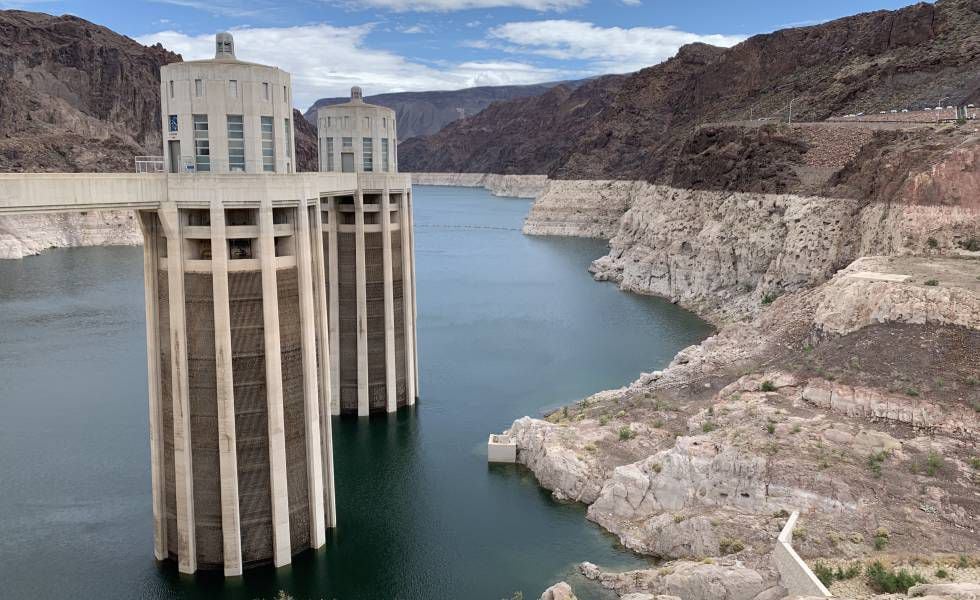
[139,34,418,574]
[0,32,418,575]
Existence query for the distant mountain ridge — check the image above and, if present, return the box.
[401,0,980,183]
[303,82,586,140]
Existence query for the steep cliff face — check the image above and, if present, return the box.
[293,108,318,172]
[403,0,980,182]
[0,10,179,172]
[399,75,626,174]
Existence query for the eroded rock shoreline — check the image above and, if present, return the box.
[424,173,980,600]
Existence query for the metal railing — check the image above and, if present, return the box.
[135,156,164,173]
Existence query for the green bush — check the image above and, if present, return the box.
[927,237,939,248]
[866,561,926,593]
[760,380,776,392]
[701,421,718,433]
[762,292,780,305]
[924,451,944,476]
[924,279,939,286]
[599,414,609,426]
[959,237,980,251]
[812,562,834,587]
[766,423,776,435]
[618,426,635,441]
[935,568,949,579]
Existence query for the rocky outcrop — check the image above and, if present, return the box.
[507,417,604,503]
[522,180,638,238]
[580,560,771,600]
[0,211,140,259]
[539,581,577,600]
[410,172,548,198]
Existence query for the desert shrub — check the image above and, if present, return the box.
[766,423,776,435]
[970,457,980,470]
[935,568,949,579]
[618,426,635,441]
[959,237,980,251]
[719,538,745,554]
[867,450,889,478]
[599,415,609,426]
[836,563,862,580]
[651,462,662,473]
[762,292,780,305]
[812,562,834,587]
[873,531,888,551]
[760,380,776,392]
[701,421,718,433]
[924,279,939,286]
[866,561,926,593]
[652,419,665,428]
[924,451,944,476]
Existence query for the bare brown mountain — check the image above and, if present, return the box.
[400,0,980,185]
[0,10,179,172]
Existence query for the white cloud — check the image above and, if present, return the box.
[488,20,746,73]
[136,24,571,108]
[341,0,586,12]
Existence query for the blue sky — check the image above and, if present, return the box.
[4,0,920,109]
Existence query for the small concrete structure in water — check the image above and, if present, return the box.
[488,433,517,463]
[0,33,418,575]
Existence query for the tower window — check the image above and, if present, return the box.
[228,79,238,98]
[363,116,371,130]
[192,114,210,172]
[261,116,275,172]
[169,80,174,98]
[342,137,352,150]
[324,137,335,171]
[263,82,269,101]
[283,85,287,103]
[381,138,389,172]
[362,137,373,172]
[284,118,292,161]
[227,115,245,172]
[194,79,203,97]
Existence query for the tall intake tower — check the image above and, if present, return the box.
[139,34,415,576]
[316,89,419,415]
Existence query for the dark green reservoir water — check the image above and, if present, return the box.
[0,186,712,599]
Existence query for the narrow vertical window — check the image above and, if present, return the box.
[283,85,287,103]
[192,114,210,172]
[326,137,335,171]
[381,138,389,172]
[362,137,373,172]
[284,118,292,160]
[363,116,370,130]
[261,116,275,172]
[169,80,174,98]
[194,79,203,97]
[227,115,245,171]
[263,82,269,101]
[343,115,349,129]
[228,79,238,98]
[382,117,386,129]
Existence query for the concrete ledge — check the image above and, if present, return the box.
[846,271,911,283]
[773,512,832,598]
[488,433,517,463]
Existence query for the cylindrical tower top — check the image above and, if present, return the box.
[160,33,296,174]
[316,88,398,174]
[215,32,235,59]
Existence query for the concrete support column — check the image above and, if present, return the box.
[258,197,292,567]
[159,205,197,574]
[311,196,337,528]
[137,211,167,561]
[294,196,327,547]
[326,197,340,416]
[354,188,369,416]
[398,192,417,406]
[209,199,243,577]
[408,190,419,397]
[380,185,397,413]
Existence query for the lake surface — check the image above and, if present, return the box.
[0,185,712,600]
